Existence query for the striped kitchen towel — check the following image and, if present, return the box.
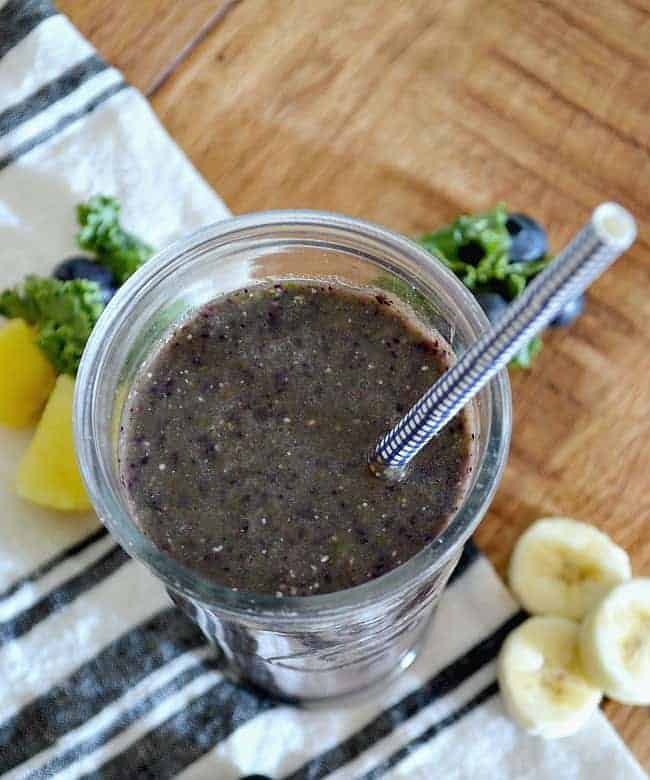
[0,2,646,778]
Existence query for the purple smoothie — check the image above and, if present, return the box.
[119,281,474,596]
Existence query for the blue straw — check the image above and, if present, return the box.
[371,203,636,478]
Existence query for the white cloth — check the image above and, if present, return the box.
[0,3,646,778]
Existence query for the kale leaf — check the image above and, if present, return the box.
[0,276,104,375]
[419,205,551,368]
[77,195,154,285]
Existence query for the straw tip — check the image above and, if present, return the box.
[592,203,636,251]
[368,454,410,482]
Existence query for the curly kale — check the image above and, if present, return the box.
[0,276,104,375]
[419,205,551,368]
[76,195,154,285]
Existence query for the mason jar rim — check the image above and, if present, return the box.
[74,209,512,619]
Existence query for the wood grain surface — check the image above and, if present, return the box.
[60,0,650,770]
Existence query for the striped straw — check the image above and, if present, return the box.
[370,203,637,479]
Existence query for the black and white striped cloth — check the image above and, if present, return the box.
[0,2,645,778]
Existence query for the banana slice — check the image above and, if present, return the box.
[508,517,631,620]
[579,579,650,705]
[498,616,602,738]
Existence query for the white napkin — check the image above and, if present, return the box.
[0,3,646,778]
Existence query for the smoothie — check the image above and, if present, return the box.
[119,282,474,597]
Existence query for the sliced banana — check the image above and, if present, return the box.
[498,616,602,738]
[579,578,650,705]
[508,517,631,620]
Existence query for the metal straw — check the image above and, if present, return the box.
[370,202,637,479]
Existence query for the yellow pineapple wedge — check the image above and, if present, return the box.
[0,319,56,427]
[16,374,91,511]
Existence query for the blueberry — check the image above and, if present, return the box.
[53,256,117,305]
[475,291,509,324]
[239,776,273,780]
[506,213,548,263]
[549,294,585,328]
[457,240,484,265]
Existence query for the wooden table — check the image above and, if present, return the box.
[60,0,650,770]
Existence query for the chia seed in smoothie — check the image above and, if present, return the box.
[119,282,474,597]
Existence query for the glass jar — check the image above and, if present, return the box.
[75,211,511,702]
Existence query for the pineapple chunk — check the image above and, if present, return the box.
[16,374,91,511]
[0,319,56,427]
